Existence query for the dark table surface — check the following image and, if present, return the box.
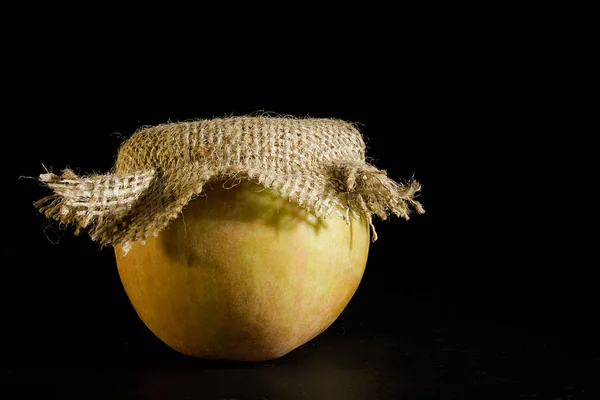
[2,317,598,399]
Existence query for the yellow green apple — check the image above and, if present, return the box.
[115,180,370,361]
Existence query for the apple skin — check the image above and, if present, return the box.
[115,180,370,362]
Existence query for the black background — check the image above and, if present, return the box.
[1,16,596,399]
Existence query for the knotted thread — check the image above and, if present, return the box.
[35,116,424,254]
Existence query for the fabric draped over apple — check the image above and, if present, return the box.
[34,116,424,254]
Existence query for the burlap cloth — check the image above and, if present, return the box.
[35,116,424,254]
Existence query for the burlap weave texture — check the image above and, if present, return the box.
[35,116,424,254]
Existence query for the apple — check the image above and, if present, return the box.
[115,180,370,362]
